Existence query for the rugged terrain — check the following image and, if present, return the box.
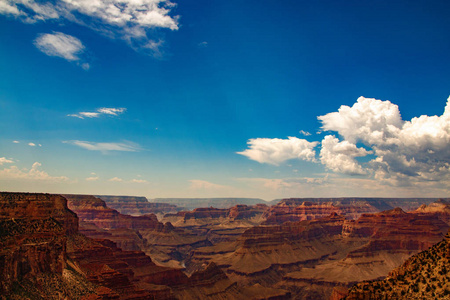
[263,198,446,225]
[344,230,450,299]
[188,207,449,299]
[2,193,449,299]
[0,192,284,299]
[65,194,210,268]
[150,198,267,211]
[96,195,178,219]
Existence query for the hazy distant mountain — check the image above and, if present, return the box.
[150,198,267,210]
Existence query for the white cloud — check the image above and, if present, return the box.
[12,140,19,144]
[85,176,99,181]
[97,107,126,115]
[239,95,450,192]
[131,179,147,183]
[28,142,36,147]
[237,136,318,165]
[35,32,84,61]
[68,107,126,119]
[34,32,90,69]
[109,177,123,182]
[0,157,14,165]
[189,179,228,190]
[299,130,311,136]
[318,96,450,184]
[320,135,371,175]
[63,140,140,152]
[0,162,69,182]
[318,97,403,145]
[1,0,179,57]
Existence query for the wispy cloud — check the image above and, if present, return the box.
[0,157,13,165]
[28,142,36,147]
[34,32,90,69]
[85,176,99,181]
[63,140,140,153]
[109,177,123,182]
[299,130,311,136]
[189,179,228,190]
[198,41,208,48]
[131,179,147,183]
[0,162,69,182]
[12,141,19,144]
[68,107,126,119]
[1,0,179,57]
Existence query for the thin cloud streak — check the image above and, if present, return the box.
[68,107,126,119]
[63,140,141,152]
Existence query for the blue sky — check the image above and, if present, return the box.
[0,0,449,200]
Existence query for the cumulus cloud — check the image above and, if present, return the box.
[68,107,126,119]
[237,137,318,165]
[12,140,19,144]
[239,96,450,190]
[0,162,69,182]
[85,176,99,181]
[108,177,123,182]
[64,140,140,153]
[318,96,450,184]
[34,32,90,69]
[1,0,179,57]
[320,135,371,175]
[0,157,14,165]
[28,142,36,147]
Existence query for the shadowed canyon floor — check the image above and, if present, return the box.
[1,193,450,299]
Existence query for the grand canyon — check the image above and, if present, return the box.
[1,192,450,299]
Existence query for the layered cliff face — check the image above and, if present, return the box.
[262,200,380,225]
[162,204,268,227]
[345,231,450,300]
[0,192,93,299]
[151,198,266,211]
[65,194,211,268]
[188,208,449,299]
[64,194,161,230]
[1,192,279,300]
[411,199,450,225]
[96,195,178,217]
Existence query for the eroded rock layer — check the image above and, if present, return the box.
[189,208,449,299]
[345,230,450,299]
[96,195,178,217]
[0,192,278,299]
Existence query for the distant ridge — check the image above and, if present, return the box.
[271,197,450,212]
[150,198,267,210]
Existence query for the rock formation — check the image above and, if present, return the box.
[188,208,449,299]
[96,195,178,217]
[262,200,380,224]
[0,192,278,299]
[151,198,267,211]
[345,230,450,299]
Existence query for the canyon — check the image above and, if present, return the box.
[1,192,450,299]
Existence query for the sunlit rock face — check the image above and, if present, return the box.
[96,195,178,217]
[188,207,449,299]
[0,192,77,295]
[65,194,162,230]
[345,230,450,300]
